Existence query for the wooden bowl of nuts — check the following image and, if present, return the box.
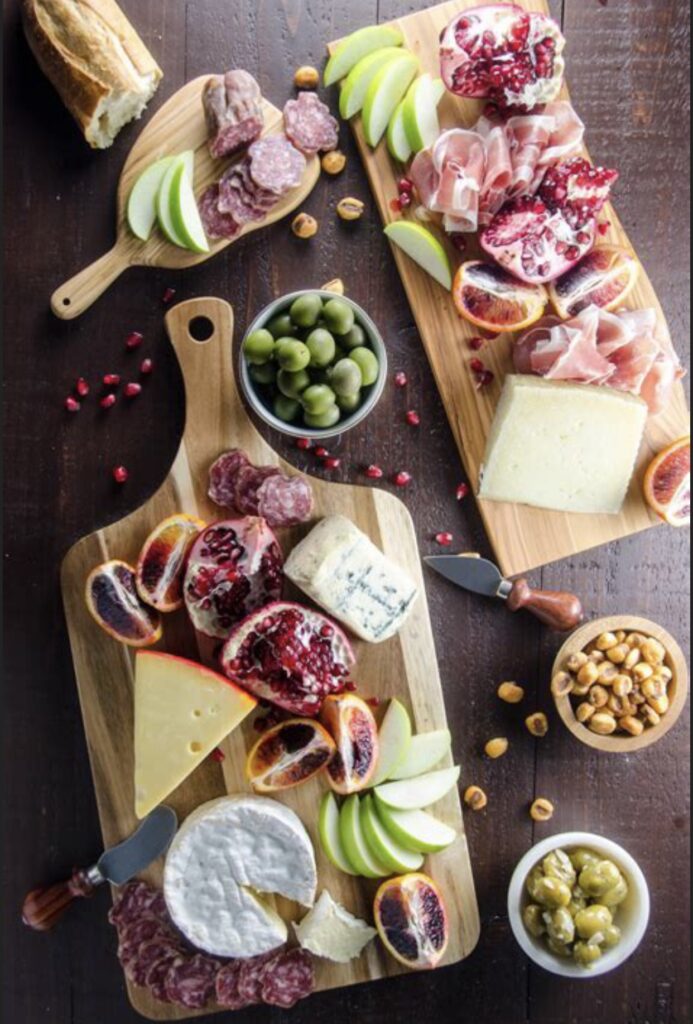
[551,616,688,753]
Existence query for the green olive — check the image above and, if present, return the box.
[601,876,628,907]
[273,394,301,422]
[522,904,546,938]
[579,860,622,898]
[573,940,603,967]
[533,876,572,909]
[248,361,277,385]
[304,404,341,429]
[574,904,612,940]
[301,384,337,416]
[276,340,311,372]
[546,937,572,958]
[330,358,362,397]
[243,328,275,365]
[323,298,355,335]
[567,896,587,918]
[305,328,336,368]
[336,391,361,413]
[601,924,622,949]
[546,907,575,946]
[542,850,576,888]
[290,293,323,329]
[341,323,367,350]
[277,368,310,399]
[266,313,297,339]
[569,848,600,872]
[348,346,379,386]
[526,867,545,902]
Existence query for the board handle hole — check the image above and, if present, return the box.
[62,297,71,307]
[188,316,215,343]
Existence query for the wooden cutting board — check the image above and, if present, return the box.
[329,0,690,578]
[51,81,320,320]
[60,297,480,1020]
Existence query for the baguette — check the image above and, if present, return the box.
[22,0,163,149]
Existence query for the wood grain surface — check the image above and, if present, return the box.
[2,1,690,1023]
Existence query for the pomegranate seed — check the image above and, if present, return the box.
[475,369,495,389]
[565,245,580,260]
[435,532,453,547]
[64,396,80,413]
[397,177,413,194]
[468,336,484,351]
[125,331,144,350]
[112,465,128,484]
[598,220,610,235]
[124,382,142,398]
[323,457,341,470]
[344,681,357,692]
[398,191,412,209]
[394,371,408,388]
[140,358,154,375]
[161,287,176,305]
[470,357,485,373]
[456,482,470,501]
[389,197,402,213]
[315,446,330,458]
[405,410,420,426]
[393,470,412,487]
[102,373,121,387]
[295,437,312,450]
[365,465,384,479]
[210,747,225,762]
[75,377,89,397]
[100,393,117,409]
[365,696,381,708]
[450,233,467,252]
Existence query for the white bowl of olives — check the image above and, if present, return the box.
[508,832,650,977]
[239,290,387,439]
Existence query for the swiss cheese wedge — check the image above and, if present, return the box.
[134,651,256,818]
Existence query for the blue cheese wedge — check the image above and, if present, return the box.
[479,376,648,514]
[284,515,418,643]
[293,890,377,962]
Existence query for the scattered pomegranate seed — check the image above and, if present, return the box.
[344,681,357,692]
[140,358,154,375]
[468,336,485,351]
[598,220,611,235]
[210,747,225,763]
[394,371,408,388]
[125,331,144,350]
[398,191,412,209]
[102,373,121,387]
[161,287,176,305]
[323,457,341,470]
[124,382,142,398]
[112,465,128,484]
[100,393,117,409]
[389,197,402,213]
[64,396,80,413]
[75,377,89,397]
[405,410,420,426]
[364,464,384,479]
[365,696,381,708]
[450,233,467,252]
[295,437,312,450]
[475,369,495,389]
[314,446,329,459]
[456,482,470,501]
[397,177,413,194]
[470,357,485,373]
[435,532,454,547]
[393,470,412,487]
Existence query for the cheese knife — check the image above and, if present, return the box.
[22,805,177,931]
[425,553,583,631]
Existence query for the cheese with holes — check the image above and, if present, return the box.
[133,652,256,818]
[293,890,377,962]
[284,515,418,643]
[164,795,317,957]
[478,376,648,514]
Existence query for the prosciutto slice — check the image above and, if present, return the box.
[513,304,684,414]
[411,130,486,232]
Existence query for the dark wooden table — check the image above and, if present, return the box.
[3,1,690,1021]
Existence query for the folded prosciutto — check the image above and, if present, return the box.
[513,304,684,414]
[409,101,584,233]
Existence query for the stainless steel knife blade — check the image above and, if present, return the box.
[97,806,178,885]
[424,554,512,599]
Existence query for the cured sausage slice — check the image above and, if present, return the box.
[208,449,250,507]
[197,184,241,240]
[164,954,220,1009]
[203,70,264,159]
[249,136,307,195]
[109,880,162,929]
[284,92,339,154]
[126,939,178,988]
[237,950,279,1004]
[215,961,256,1010]
[146,950,183,1003]
[257,473,314,527]
[233,464,281,516]
[218,163,277,224]
[261,948,315,1008]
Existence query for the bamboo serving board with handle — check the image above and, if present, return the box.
[51,81,320,321]
[60,297,480,1020]
[329,0,690,578]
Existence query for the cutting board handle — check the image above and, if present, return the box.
[51,244,130,320]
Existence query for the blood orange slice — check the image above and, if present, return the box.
[374,872,449,969]
[246,718,336,792]
[549,245,639,319]
[452,260,547,334]
[136,513,205,612]
[85,560,162,647]
[643,436,690,527]
[320,693,379,795]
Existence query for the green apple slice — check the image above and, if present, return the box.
[361,794,424,873]
[384,222,453,290]
[374,765,460,810]
[324,24,404,87]
[339,794,390,878]
[386,98,411,163]
[375,803,457,854]
[156,152,191,248]
[169,160,209,254]
[370,698,412,786]
[362,53,419,147]
[127,156,175,241]
[318,792,358,875]
[402,73,445,153]
[339,47,404,120]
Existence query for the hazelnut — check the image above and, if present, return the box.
[498,681,525,703]
[588,685,610,708]
[576,702,595,723]
[291,212,318,239]
[321,150,347,175]
[485,737,509,759]
[551,672,574,698]
[565,652,589,673]
[320,277,344,294]
[620,715,644,737]
[464,785,487,811]
[294,65,320,89]
[588,712,618,735]
[530,797,555,822]
[525,712,549,737]
[640,637,666,666]
[336,196,365,221]
[577,662,600,687]
[595,631,618,651]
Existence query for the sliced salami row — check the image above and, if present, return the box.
[215,947,315,1010]
[208,449,314,527]
[283,91,339,155]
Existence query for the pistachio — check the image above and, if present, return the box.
[291,212,318,239]
[321,150,347,175]
[336,196,365,221]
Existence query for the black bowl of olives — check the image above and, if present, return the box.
[239,290,387,439]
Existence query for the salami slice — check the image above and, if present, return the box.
[237,950,280,1005]
[203,70,264,159]
[249,136,307,195]
[261,948,315,1008]
[234,464,281,516]
[218,167,273,224]
[164,954,220,1010]
[215,961,256,1010]
[208,449,250,507]
[284,92,339,155]
[108,881,162,929]
[197,184,241,240]
[257,473,314,527]
[119,914,177,953]
[148,952,184,1004]
[126,939,179,988]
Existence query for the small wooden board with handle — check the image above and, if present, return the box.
[60,297,480,1020]
[51,80,320,320]
[329,0,690,578]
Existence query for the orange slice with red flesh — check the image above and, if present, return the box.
[374,872,449,969]
[452,260,548,334]
[85,560,162,647]
[548,245,639,319]
[643,436,690,527]
[136,513,205,612]
[320,693,379,795]
[246,718,336,792]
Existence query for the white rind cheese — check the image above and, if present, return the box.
[293,890,377,962]
[164,795,317,958]
[479,376,648,514]
[284,515,418,643]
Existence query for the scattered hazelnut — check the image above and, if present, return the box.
[336,196,365,221]
[321,150,347,175]
[530,797,554,822]
[291,212,318,239]
[294,65,320,89]
[498,681,525,703]
[525,712,549,737]
[464,785,488,811]
[484,737,509,759]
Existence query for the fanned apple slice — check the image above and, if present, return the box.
[324,24,403,86]
[362,53,419,147]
